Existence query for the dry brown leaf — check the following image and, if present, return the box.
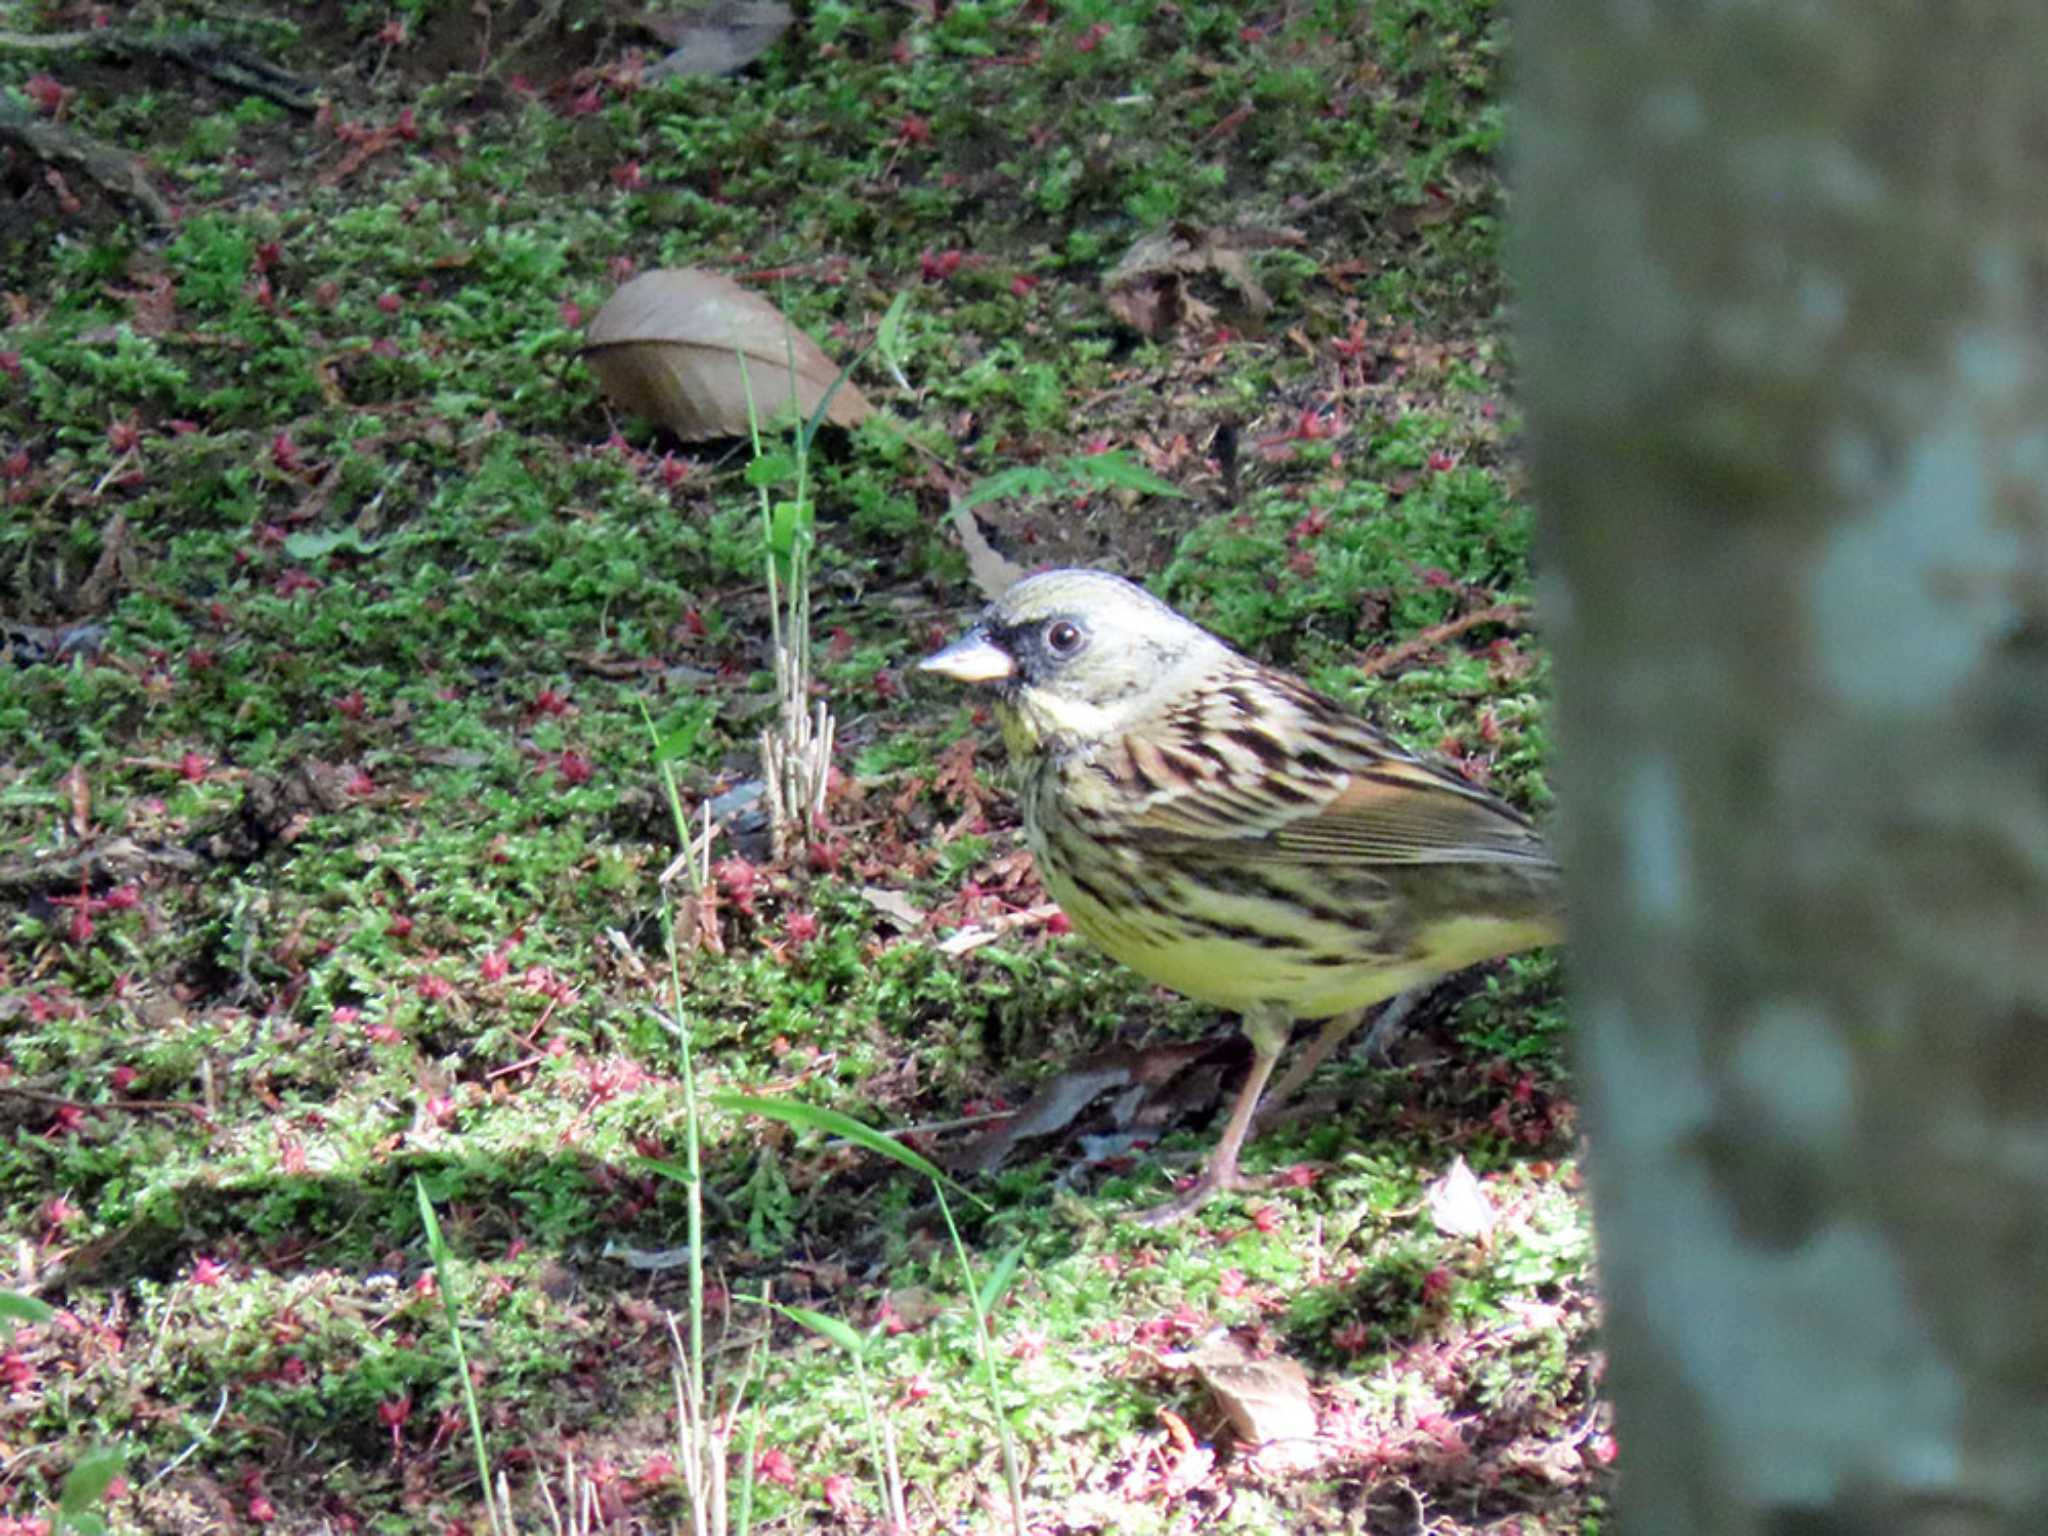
[64,763,92,839]
[1176,1331,1324,1471]
[1103,221,1292,336]
[74,512,136,614]
[1393,189,1460,233]
[859,884,926,932]
[948,500,1025,601]
[1499,1433,1590,1486]
[1104,274,1179,338]
[679,886,724,957]
[110,265,177,336]
[635,1,793,78]
[583,268,874,441]
[1425,1154,1497,1240]
[1204,243,1269,312]
[956,1063,1138,1175]
[934,901,1065,957]
[884,1286,944,1329]
[954,1039,1223,1173]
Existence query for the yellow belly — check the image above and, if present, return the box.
[1032,823,1555,1020]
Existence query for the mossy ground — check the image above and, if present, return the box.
[1,2,1604,1531]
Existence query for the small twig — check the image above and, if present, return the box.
[0,27,319,111]
[89,451,138,498]
[602,1240,696,1273]
[140,31,318,110]
[887,1109,1013,1139]
[0,98,171,222]
[0,28,97,51]
[735,259,856,285]
[1355,601,1529,679]
[494,0,570,73]
[657,800,721,888]
[146,1385,230,1488]
[0,837,201,895]
[0,1086,214,1126]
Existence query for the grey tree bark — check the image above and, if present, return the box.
[1516,6,2048,1532]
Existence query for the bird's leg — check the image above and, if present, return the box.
[1359,986,1424,1061]
[1255,988,1424,1129]
[1132,1006,1290,1226]
[1258,1007,1367,1121]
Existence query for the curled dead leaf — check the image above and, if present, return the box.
[948,500,1026,602]
[633,2,793,79]
[1425,1154,1496,1241]
[584,268,874,441]
[884,1286,943,1329]
[859,884,926,932]
[934,901,1065,957]
[1102,221,1298,336]
[1171,1330,1324,1472]
[953,1038,1230,1174]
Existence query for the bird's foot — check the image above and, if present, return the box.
[1128,1162,1242,1227]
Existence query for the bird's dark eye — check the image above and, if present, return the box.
[1045,619,1084,655]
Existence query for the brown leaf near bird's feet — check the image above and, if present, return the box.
[954,1037,1242,1174]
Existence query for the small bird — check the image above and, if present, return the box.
[920,569,1563,1223]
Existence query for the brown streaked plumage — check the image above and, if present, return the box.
[922,569,1563,1223]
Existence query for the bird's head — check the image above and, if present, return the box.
[919,569,1227,755]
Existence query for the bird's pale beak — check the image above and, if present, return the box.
[918,628,1015,684]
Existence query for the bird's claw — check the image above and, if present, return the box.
[1128,1165,1239,1227]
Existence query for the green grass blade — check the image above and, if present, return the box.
[773,1302,867,1358]
[712,1092,980,1203]
[55,1445,124,1534]
[633,1155,696,1186]
[934,1187,1028,1531]
[976,1243,1026,1319]
[1072,450,1187,497]
[874,290,912,369]
[798,340,876,454]
[958,464,1060,509]
[414,1179,504,1536]
[0,1292,56,1326]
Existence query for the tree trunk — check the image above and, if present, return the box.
[1516,7,2048,1531]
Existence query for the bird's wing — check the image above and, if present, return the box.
[1266,752,1552,866]
[1089,662,1553,868]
